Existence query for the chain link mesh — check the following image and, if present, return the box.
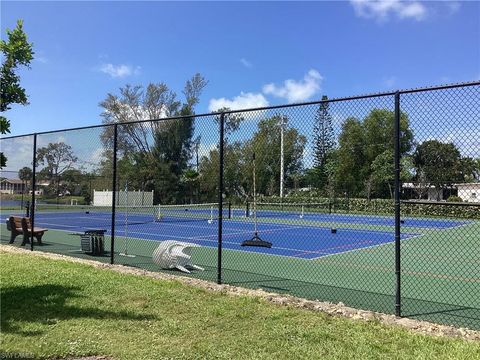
[1,82,478,330]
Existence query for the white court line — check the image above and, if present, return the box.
[310,233,425,260]
[0,218,399,261]
[113,228,323,256]
[0,215,426,261]
[25,221,79,229]
[195,225,309,239]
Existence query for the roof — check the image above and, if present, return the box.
[455,183,480,188]
[0,179,24,184]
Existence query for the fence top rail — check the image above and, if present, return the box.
[401,200,480,207]
[1,80,479,141]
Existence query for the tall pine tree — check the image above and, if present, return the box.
[312,95,335,188]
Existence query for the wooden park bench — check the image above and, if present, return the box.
[6,216,48,246]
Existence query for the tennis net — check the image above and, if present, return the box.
[33,203,160,226]
[248,202,332,219]
[156,202,231,223]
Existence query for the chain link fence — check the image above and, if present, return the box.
[1,82,479,330]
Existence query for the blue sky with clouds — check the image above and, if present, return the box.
[1,0,479,137]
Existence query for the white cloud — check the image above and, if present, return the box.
[240,58,253,68]
[262,69,323,103]
[383,76,397,88]
[35,57,48,64]
[99,63,141,78]
[208,92,269,112]
[445,1,461,15]
[0,136,35,173]
[75,147,106,171]
[350,0,427,22]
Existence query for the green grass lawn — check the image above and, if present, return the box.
[1,251,479,360]
[1,217,479,331]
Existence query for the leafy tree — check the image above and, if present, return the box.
[363,109,413,164]
[324,150,339,201]
[413,140,462,200]
[198,141,247,201]
[180,168,200,204]
[99,74,207,154]
[18,166,32,187]
[198,116,307,200]
[201,109,247,201]
[36,142,78,196]
[303,168,318,188]
[370,150,413,199]
[459,157,480,182]
[151,115,196,203]
[243,116,307,196]
[312,95,335,188]
[213,107,244,142]
[334,109,413,198]
[60,169,85,195]
[80,184,92,204]
[99,74,207,204]
[335,117,366,196]
[412,169,429,200]
[0,20,34,168]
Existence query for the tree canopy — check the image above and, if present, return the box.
[98,74,208,204]
[198,115,307,200]
[0,20,34,168]
[330,109,414,198]
[413,140,462,200]
[36,142,78,196]
[311,96,335,189]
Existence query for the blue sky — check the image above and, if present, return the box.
[1,0,479,138]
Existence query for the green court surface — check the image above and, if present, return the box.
[1,218,478,331]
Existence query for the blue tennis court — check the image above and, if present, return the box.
[1,208,428,259]
[2,203,471,259]
[238,208,471,229]
[119,219,419,259]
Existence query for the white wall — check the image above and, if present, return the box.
[93,190,154,206]
[457,185,480,202]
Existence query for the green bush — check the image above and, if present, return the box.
[447,195,463,203]
[260,195,479,220]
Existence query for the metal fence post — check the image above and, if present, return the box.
[217,113,225,284]
[30,134,37,251]
[110,124,118,265]
[394,91,402,317]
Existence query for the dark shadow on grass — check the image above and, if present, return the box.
[1,284,156,336]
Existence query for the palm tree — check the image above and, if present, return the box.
[181,168,200,204]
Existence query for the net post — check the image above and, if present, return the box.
[394,91,402,317]
[228,201,232,219]
[110,124,118,265]
[246,201,249,217]
[30,133,37,251]
[217,113,225,285]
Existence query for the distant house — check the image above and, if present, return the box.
[456,183,480,203]
[0,179,26,194]
[402,183,457,201]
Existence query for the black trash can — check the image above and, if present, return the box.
[81,229,106,256]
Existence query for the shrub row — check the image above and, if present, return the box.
[259,196,480,220]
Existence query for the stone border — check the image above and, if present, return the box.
[1,245,478,341]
